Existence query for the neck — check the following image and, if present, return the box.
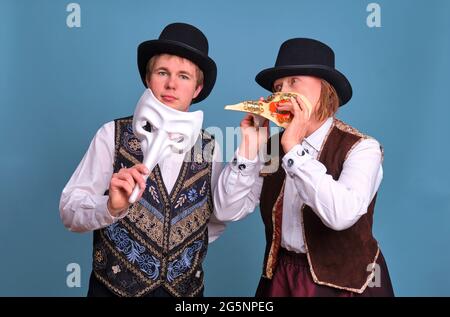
[305,117,329,138]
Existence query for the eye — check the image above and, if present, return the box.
[157,70,168,76]
[290,78,298,85]
[180,74,190,80]
[273,84,282,92]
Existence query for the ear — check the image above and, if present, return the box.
[193,84,203,99]
[145,76,151,88]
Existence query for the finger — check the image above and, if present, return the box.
[110,177,122,191]
[129,168,147,190]
[134,164,149,175]
[290,97,303,112]
[111,172,119,181]
[118,167,146,188]
[241,113,255,127]
[117,168,134,181]
[117,172,136,189]
[295,95,312,119]
[117,167,130,177]
[110,178,133,195]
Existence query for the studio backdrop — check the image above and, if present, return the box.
[1,0,449,296]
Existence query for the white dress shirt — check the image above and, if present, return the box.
[59,121,226,243]
[214,117,383,253]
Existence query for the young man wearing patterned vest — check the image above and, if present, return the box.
[60,23,226,297]
[214,38,394,296]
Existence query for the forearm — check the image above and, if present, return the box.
[59,121,128,232]
[282,141,383,231]
[213,150,264,222]
[60,190,124,232]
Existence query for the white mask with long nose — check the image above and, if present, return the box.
[128,88,203,203]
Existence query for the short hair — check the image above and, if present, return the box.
[145,54,204,88]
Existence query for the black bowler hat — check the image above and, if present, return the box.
[255,38,352,106]
[137,23,217,103]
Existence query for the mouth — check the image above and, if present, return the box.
[161,95,177,103]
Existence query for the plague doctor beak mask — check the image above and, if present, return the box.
[129,89,203,203]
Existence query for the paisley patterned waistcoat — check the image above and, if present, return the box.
[92,116,214,297]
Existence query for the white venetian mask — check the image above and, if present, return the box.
[129,88,203,203]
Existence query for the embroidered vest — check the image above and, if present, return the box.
[92,116,214,297]
[259,118,381,293]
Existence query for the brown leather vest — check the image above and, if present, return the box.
[259,118,381,293]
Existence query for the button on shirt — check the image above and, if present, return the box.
[214,117,383,253]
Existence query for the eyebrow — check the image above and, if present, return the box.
[154,66,168,72]
[154,67,193,77]
[178,70,194,77]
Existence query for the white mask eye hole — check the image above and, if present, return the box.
[168,133,185,143]
[176,136,184,143]
[142,121,151,132]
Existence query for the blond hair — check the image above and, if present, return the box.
[314,79,340,121]
[145,54,204,88]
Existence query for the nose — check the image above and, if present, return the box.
[280,82,290,93]
[165,75,176,90]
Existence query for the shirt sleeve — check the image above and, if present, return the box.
[213,147,264,222]
[59,121,127,233]
[281,138,383,231]
[208,140,227,242]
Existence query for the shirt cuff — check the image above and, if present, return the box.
[231,149,261,176]
[282,144,313,176]
[101,197,129,222]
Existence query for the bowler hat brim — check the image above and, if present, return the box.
[255,65,352,106]
[138,39,217,104]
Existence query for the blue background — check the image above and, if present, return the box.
[1,0,449,296]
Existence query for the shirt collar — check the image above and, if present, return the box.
[303,117,334,153]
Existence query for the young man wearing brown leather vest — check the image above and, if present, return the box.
[214,38,394,296]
